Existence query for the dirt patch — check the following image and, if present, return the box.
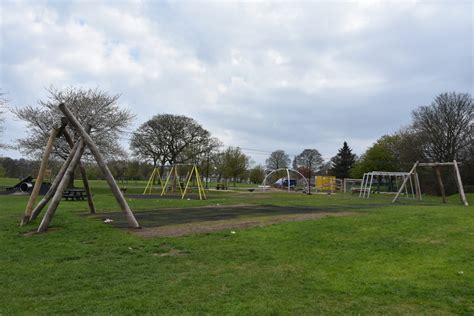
[131,211,356,238]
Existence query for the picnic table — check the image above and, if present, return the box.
[63,188,86,201]
[216,184,228,190]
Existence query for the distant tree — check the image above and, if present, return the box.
[293,149,324,177]
[351,136,400,178]
[0,91,7,149]
[411,92,473,162]
[108,159,128,179]
[330,142,356,179]
[266,150,290,170]
[211,151,226,183]
[130,114,213,170]
[249,165,265,184]
[198,138,222,188]
[13,86,133,161]
[222,147,249,186]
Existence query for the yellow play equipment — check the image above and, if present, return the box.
[143,167,164,194]
[160,164,207,200]
[315,176,336,193]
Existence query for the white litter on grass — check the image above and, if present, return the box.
[103,218,114,223]
[230,231,236,234]
[128,247,133,250]
[458,271,464,275]
[187,198,191,200]
[216,203,220,206]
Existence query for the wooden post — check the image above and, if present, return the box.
[30,139,81,221]
[434,166,446,203]
[453,160,469,206]
[21,122,65,225]
[37,139,86,232]
[392,161,419,203]
[62,129,96,214]
[414,172,422,201]
[58,103,140,229]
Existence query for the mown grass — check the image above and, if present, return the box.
[0,178,473,315]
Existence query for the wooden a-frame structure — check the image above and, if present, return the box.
[21,103,140,232]
[392,161,469,206]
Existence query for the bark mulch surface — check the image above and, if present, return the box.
[95,204,362,237]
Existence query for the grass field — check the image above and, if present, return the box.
[1,177,473,314]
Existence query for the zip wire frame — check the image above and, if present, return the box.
[262,168,310,193]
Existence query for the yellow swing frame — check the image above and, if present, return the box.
[143,168,164,195]
[160,164,206,200]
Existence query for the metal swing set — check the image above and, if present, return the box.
[143,164,207,200]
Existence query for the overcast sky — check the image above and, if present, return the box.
[1,0,472,165]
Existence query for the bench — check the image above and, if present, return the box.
[216,184,228,190]
[63,189,86,201]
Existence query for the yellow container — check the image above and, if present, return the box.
[315,176,336,192]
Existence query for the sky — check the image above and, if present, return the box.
[0,0,473,165]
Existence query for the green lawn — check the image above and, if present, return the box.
[1,179,473,314]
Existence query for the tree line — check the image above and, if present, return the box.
[0,87,472,191]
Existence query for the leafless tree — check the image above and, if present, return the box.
[266,150,291,170]
[0,91,6,149]
[130,114,213,169]
[294,149,324,174]
[13,86,133,161]
[412,92,473,162]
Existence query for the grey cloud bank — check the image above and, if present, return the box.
[1,1,472,164]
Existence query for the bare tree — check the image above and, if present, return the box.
[13,86,133,161]
[130,114,213,169]
[412,92,473,162]
[293,149,324,190]
[294,149,324,174]
[0,91,6,149]
[266,150,291,170]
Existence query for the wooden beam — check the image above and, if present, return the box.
[453,160,469,206]
[30,139,81,221]
[37,138,86,232]
[58,103,140,229]
[392,161,419,203]
[418,162,455,167]
[62,129,96,214]
[434,166,446,203]
[21,120,66,225]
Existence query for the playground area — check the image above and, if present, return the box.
[1,177,473,314]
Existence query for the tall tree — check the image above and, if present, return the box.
[130,114,213,169]
[249,165,265,184]
[223,147,249,186]
[330,142,356,179]
[351,136,400,178]
[411,92,473,162]
[266,150,290,170]
[13,86,133,160]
